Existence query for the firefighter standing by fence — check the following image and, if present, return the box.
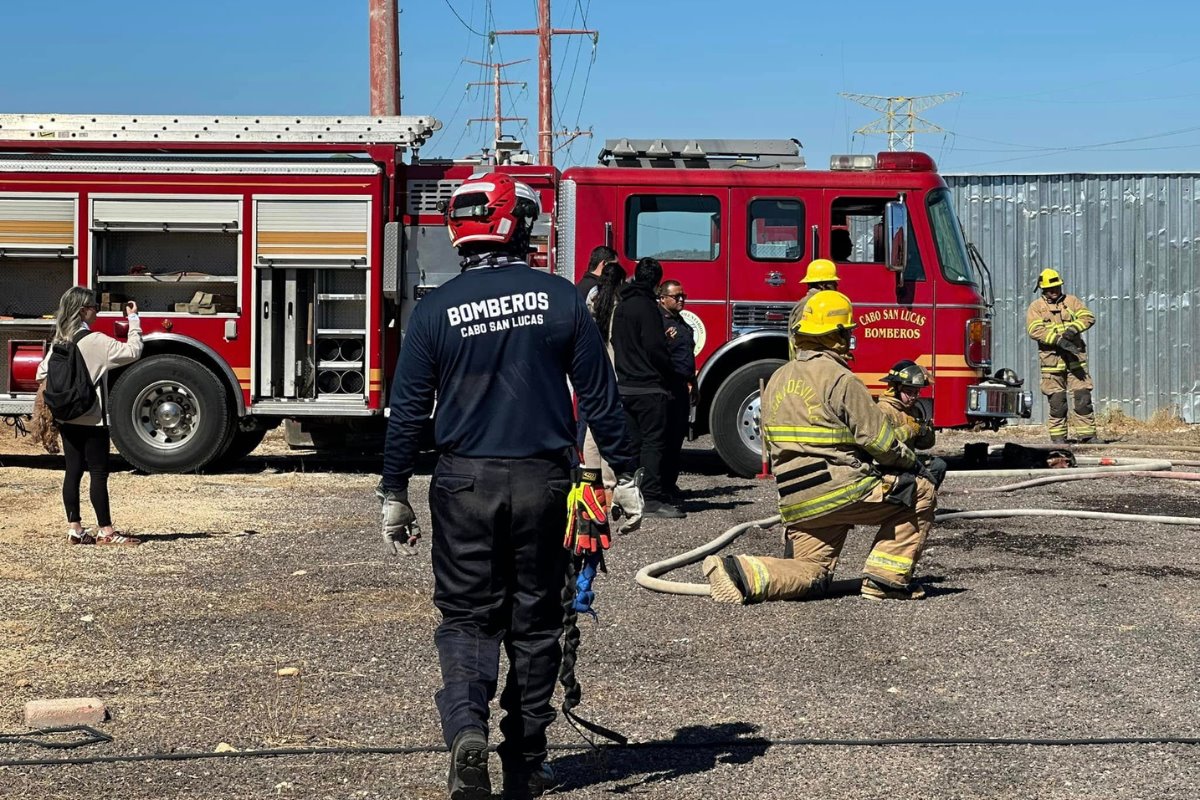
[704,291,936,604]
[877,360,947,488]
[379,173,642,800]
[1025,269,1097,443]
[787,259,840,358]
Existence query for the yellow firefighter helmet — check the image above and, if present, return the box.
[796,290,855,336]
[800,258,840,285]
[1036,268,1064,290]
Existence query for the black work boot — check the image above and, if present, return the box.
[448,728,491,800]
[502,763,558,800]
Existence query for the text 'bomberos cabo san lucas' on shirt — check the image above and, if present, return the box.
[381,256,635,492]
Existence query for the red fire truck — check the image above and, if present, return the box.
[0,117,1028,475]
[560,139,1030,475]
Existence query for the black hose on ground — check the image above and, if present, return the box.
[3,730,1199,769]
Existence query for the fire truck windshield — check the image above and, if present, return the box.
[927,188,975,285]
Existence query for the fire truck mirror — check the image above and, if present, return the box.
[883,201,908,273]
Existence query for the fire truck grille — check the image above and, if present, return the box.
[407,179,463,215]
[732,303,792,330]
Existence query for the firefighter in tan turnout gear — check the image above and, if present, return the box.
[1025,269,1097,443]
[787,259,840,359]
[704,291,937,603]
[878,360,947,488]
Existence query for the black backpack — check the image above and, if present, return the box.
[43,330,98,422]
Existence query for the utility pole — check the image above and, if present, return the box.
[368,0,401,115]
[466,59,528,154]
[840,93,961,151]
[493,0,597,166]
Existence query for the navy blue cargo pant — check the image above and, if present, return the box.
[429,451,572,772]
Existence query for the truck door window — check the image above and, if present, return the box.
[830,197,924,281]
[747,198,804,261]
[625,195,720,261]
[926,188,973,284]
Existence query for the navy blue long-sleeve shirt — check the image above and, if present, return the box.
[662,310,696,383]
[382,260,634,491]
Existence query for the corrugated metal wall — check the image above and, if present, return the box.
[945,174,1200,423]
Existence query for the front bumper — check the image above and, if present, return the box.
[966,381,1033,419]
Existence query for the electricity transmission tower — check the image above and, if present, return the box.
[466,58,528,153]
[840,93,961,151]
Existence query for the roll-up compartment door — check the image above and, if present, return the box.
[255,200,369,263]
[0,197,76,252]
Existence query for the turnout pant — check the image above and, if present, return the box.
[620,391,669,503]
[429,452,571,772]
[60,423,112,527]
[1040,365,1095,440]
[745,477,936,600]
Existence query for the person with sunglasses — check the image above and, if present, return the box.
[658,280,695,506]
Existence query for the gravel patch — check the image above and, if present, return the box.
[1,428,1198,798]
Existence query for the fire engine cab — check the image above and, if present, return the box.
[558,138,1031,475]
[0,117,1028,475]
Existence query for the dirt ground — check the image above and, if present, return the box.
[1,423,1199,799]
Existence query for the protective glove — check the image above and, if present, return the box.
[610,468,644,532]
[564,468,612,555]
[914,459,936,485]
[376,484,422,556]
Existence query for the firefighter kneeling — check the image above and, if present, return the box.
[703,291,937,603]
[878,360,948,488]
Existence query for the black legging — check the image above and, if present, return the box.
[60,424,112,528]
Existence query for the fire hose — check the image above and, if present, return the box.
[635,455,1197,596]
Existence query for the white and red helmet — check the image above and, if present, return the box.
[445,172,541,248]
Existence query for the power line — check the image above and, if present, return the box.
[442,0,486,37]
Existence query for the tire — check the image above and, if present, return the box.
[109,355,234,473]
[709,359,786,478]
[209,423,273,469]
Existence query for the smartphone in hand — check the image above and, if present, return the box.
[124,300,138,316]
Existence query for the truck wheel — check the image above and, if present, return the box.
[210,421,275,469]
[709,359,786,478]
[109,355,233,473]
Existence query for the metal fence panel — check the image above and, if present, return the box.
[946,173,1200,423]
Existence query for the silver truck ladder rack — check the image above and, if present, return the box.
[598,138,805,170]
[0,114,441,148]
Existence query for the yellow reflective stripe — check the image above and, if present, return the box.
[765,425,856,445]
[866,549,913,576]
[869,423,895,453]
[741,556,771,602]
[780,476,879,523]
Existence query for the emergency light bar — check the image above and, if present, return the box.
[829,152,937,172]
[876,152,937,172]
[829,154,875,171]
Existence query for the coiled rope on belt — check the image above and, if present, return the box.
[557,555,627,747]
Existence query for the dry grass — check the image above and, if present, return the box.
[1096,404,1190,435]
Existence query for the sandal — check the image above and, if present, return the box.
[67,528,96,545]
[95,531,142,546]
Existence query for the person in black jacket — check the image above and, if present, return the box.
[611,257,685,519]
[658,279,696,503]
[575,245,617,306]
[379,173,643,800]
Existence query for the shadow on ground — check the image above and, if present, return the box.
[551,721,770,794]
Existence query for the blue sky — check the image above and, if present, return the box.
[3,0,1199,173]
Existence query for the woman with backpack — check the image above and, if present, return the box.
[37,286,144,545]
